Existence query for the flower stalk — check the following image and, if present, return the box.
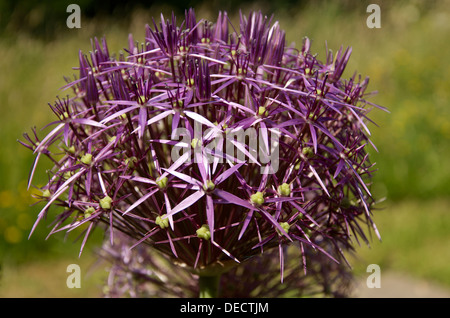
[198,275,221,298]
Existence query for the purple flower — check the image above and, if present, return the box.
[22,9,386,296]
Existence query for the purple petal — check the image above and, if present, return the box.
[229,139,260,165]
[132,110,173,134]
[98,170,108,196]
[194,150,209,183]
[189,53,227,65]
[85,168,92,197]
[206,195,215,242]
[100,104,139,124]
[348,107,371,136]
[309,124,318,154]
[138,106,147,139]
[167,232,178,258]
[160,151,190,179]
[34,123,64,154]
[27,152,41,190]
[165,190,205,218]
[109,211,114,246]
[309,165,330,197]
[214,162,244,185]
[29,167,87,238]
[279,243,285,283]
[265,196,303,203]
[334,159,346,179]
[79,222,95,258]
[121,175,156,185]
[257,208,292,241]
[291,234,339,263]
[130,228,160,249]
[214,189,256,211]
[194,240,203,269]
[63,123,70,146]
[238,210,254,240]
[124,188,159,215]
[211,240,240,263]
[172,111,180,131]
[162,168,200,186]
[72,118,107,128]
[185,111,216,128]
[164,192,175,230]
[289,200,319,227]
[212,77,238,95]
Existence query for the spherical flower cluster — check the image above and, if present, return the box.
[22,9,385,291]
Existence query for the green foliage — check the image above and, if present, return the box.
[350,199,450,287]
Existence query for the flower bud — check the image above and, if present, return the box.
[278,183,291,196]
[42,189,51,198]
[196,224,211,240]
[80,153,93,165]
[276,222,290,236]
[258,106,268,117]
[84,207,96,219]
[302,147,314,158]
[99,195,113,210]
[156,176,168,190]
[156,214,170,229]
[250,192,265,206]
[203,180,215,192]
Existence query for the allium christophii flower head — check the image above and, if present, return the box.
[22,9,386,280]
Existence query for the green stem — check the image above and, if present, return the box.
[199,275,221,298]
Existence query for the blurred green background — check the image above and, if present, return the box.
[1,0,449,297]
